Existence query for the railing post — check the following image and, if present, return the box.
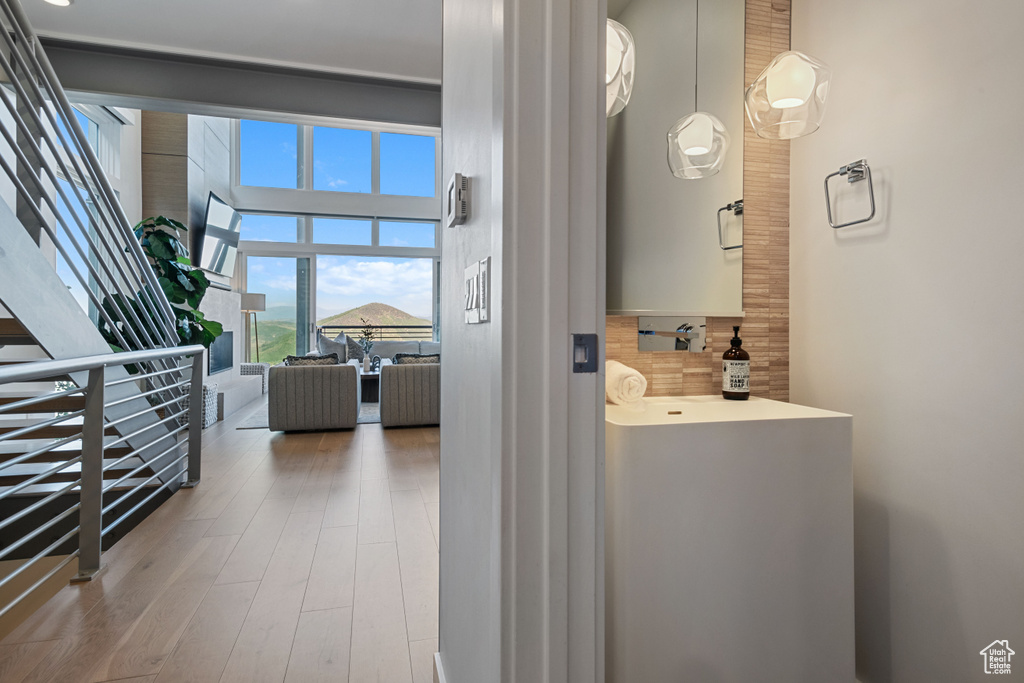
[182,351,203,488]
[73,366,105,582]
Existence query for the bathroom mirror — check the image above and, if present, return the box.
[607,0,745,316]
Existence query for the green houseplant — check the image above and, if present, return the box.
[99,216,223,354]
[358,316,377,356]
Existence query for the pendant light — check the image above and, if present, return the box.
[744,50,832,140]
[606,19,636,118]
[667,0,729,179]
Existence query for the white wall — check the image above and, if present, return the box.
[187,114,240,383]
[790,1,1024,681]
[439,0,503,677]
[114,108,143,223]
[440,1,605,681]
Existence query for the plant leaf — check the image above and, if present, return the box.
[189,269,209,288]
[148,238,175,260]
[176,271,196,292]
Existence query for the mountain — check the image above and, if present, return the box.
[250,320,297,365]
[261,305,297,322]
[317,302,431,328]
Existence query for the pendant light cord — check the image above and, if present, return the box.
[694,0,699,112]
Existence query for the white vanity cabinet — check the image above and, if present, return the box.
[605,396,854,682]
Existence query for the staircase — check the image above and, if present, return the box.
[0,320,169,556]
[0,0,206,626]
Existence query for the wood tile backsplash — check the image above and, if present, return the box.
[605,0,791,401]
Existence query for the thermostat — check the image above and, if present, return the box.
[447,173,469,227]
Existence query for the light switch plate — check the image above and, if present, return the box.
[464,261,481,324]
[478,257,490,322]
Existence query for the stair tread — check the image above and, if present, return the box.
[0,319,29,336]
[0,457,147,477]
[0,477,161,497]
[0,436,133,455]
[0,394,86,413]
[0,424,117,438]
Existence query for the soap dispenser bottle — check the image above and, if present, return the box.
[722,325,750,400]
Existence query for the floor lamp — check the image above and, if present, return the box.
[240,293,266,362]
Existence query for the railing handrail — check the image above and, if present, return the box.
[318,324,433,331]
[2,0,179,346]
[0,345,204,384]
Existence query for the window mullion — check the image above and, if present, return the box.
[303,125,314,190]
[231,120,241,191]
[371,131,381,196]
[371,218,380,247]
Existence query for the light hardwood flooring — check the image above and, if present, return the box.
[0,398,440,683]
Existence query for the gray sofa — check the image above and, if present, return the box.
[379,362,440,427]
[314,334,441,428]
[268,362,361,431]
[360,340,440,428]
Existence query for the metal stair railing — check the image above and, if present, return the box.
[0,345,204,621]
[0,0,185,401]
[317,324,435,342]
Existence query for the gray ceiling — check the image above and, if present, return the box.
[23,0,442,84]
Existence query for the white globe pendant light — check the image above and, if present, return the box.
[606,19,636,118]
[744,50,832,139]
[667,112,729,179]
[665,0,729,179]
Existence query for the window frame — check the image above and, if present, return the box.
[231,115,441,220]
[232,113,442,348]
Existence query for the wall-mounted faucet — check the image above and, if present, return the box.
[638,316,707,353]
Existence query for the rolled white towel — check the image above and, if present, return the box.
[605,360,647,406]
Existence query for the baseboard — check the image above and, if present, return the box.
[434,652,447,683]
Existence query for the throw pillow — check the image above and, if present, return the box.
[345,335,365,362]
[317,333,348,362]
[393,353,441,365]
[283,353,341,366]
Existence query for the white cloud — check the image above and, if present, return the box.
[265,275,297,292]
[316,258,432,318]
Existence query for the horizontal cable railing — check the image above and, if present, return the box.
[317,325,435,342]
[0,0,184,398]
[0,346,203,621]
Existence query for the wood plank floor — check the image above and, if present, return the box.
[0,398,440,683]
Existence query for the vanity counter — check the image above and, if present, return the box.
[605,396,854,682]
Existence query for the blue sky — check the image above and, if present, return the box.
[239,120,437,322]
[239,120,435,197]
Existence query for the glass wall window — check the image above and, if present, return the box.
[245,256,311,364]
[316,255,434,335]
[235,117,441,352]
[53,107,98,155]
[54,178,97,321]
[312,217,372,245]
[239,213,302,242]
[379,221,436,248]
[380,132,435,197]
[313,127,372,193]
[239,120,300,189]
